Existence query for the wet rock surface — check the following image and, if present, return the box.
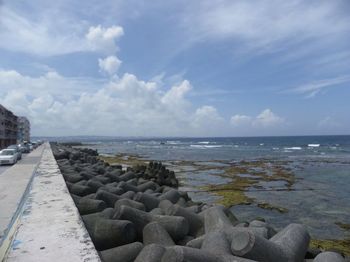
[51,143,347,262]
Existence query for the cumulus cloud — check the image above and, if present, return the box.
[98,56,122,75]
[230,115,252,127]
[192,106,225,134]
[230,109,284,128]
[0,69,225,137]
[253,109,284,127]
[86,25,124,54]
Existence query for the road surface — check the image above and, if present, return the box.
[0,154,30,175]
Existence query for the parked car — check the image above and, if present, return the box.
[7,145,22,160]
[18,144,30,153]
[0,149,18,165]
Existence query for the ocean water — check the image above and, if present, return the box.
[51,135,350,239]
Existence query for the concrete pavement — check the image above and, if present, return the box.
[0,145,45,259]
[0,166,10,176]
[0,153,33,176]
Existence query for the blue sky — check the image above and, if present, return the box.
[0,0,349,137]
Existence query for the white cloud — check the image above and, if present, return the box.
[182,0,350,55]
[0,5,124,56]
[98,56,122,75]
[86,25,124,54]
[253,109,284,127]
[161,80,192,107]
[288,75,350,98]
[230,109,284,128]
[192,106,225,132]
[0,69,226,137]
[230,115,252,127]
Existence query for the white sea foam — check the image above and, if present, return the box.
[198,141,210,144]
[284,147,302,150]
[308,144,320,147]
[166,141,180,144]
[190,145,222,149]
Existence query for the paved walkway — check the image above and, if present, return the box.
[0,153,34,176]
[0,166,11,176]
[0,145,45,259]
[4,143,100,262]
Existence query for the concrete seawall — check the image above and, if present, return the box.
[1,143,100,261]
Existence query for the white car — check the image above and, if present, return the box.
[0,149,18,165]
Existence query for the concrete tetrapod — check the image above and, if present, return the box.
[201,230,232,256]
[204,205,234,233]
[134,244,166,262]
[143,222,175,246]
[99,242,143,262]
[186,235,205,249]
[137,181,158,192]
[69,184,94,196]
[118,181,139,192]
[176,197,187,207]
[230,224,310,262]
[134,192,161,211]
[120,190,135,199]
[114,198,146,211]
[76,198,107,215]
[313,251,345,262]
[149,207,164,215]
[165,204,204,236]
[158,199,173,211]
[87,179,104,192]
[100,185,124,195]
[158,188,181,203]
[177,236,195,246]
[95,189,121,207]
[270,223,310,262]
[161,246,220,262]
[201,230,256,262]
[113,205,189,241]
[119,171,137,181]
[230,228,288,261]
[82,209,114,236]
[93,218,137,250]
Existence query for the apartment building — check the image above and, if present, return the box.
[18,116,31,143]
[0,104,19,149]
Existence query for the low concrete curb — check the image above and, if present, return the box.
[4,143,100,261]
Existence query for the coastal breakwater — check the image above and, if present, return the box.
[51,143,347,262]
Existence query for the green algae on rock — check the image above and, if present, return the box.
[99,154,147,167]
[257,202,289,213]
[202,160,296,208]
[203,184,254,206]
[335,222,350,231]
[310,238,350,256]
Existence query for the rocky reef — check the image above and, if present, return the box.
[51,143,348,262]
